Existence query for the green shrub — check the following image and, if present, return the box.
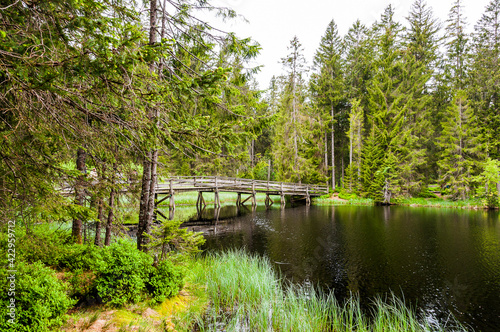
[338,189,358,200]
[0,261,76,332]
[94,239,153,306]
[147,260,185,303]
[14,226,72,267]
[484,191,499,209]
[67,269,97,299]
[59,244,103,270]
[416,187,438,199]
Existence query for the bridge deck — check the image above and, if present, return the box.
[157,176,328,197]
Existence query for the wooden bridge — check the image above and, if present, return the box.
[155,176,328,216]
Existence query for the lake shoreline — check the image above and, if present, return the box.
[63,250,468,331]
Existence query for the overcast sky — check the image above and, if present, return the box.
[207,0,491,89]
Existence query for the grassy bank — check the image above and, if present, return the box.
[313,194,374,206]
[164,250,466,331]
[62,250,467,331]
[313,193,489,210]
[393,197,485,209]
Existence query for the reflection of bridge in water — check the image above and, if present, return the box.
[154,176,328,221]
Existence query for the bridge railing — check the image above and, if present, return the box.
[157,176,328,195]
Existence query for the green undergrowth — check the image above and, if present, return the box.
[313,193,488,209]
[394,197,485,209]
[157,192,269,207]
[313,195,374,206]
[170,250,466,332]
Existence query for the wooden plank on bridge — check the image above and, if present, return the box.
[155,176,328,197]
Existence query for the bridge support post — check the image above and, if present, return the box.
[280,182,285,208]
[265,194,274,209]
[197,192,206,210]
[306,186,311,206]
[236,193,241,206]
[214,191,220,208]
[214,177,221,208]
[252,181,256,208]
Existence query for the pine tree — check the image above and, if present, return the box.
[361,124,384,200]
[470,0,500,159]
[346,99,364,192]
[406,0,441,67]
[438,91,484,199]
[311,20,345,190]
[363,6,411,201]
[344,20,373,107]
[273,37,311,183]
[445,0,470,89]
[404,0,441,188]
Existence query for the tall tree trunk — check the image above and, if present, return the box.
[357,123,361,183]
[143,150,158,252]
[138,153,152,250]
[250,139,254,168]
[349,125,353,191]
[105,162,117,246]
[324,131,328,172]
[341,156,344,189]
[331,106,335,191]
[94,164,106,246]
[292,53,298,179]
[95,198,104,246]
[73,148,86,244]
[268,159,271,181]
[138,0,158,251]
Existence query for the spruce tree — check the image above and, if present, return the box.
[404,0,441,189]
[346,99,364,192]
[272,37,313,183]
[311,20,345,190]
[363,6,414,200]
[445,0,470,90]
[438,91,484,199]
[344,20,373,107]
[361,124,384,200]
[470,0,500,159]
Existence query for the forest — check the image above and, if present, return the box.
[2,0,500,236]
[0,0,500,330]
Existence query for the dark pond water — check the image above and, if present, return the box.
[187,205,500,331]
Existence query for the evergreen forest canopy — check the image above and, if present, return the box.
[265,0,500,205]
[1,0,500,246]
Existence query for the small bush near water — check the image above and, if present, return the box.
[62,239,186,307]
[0,225,186,330]
[0,261,76,332]
[93,239,154,306]
[147,260,185,304]
[185,250,466,332]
